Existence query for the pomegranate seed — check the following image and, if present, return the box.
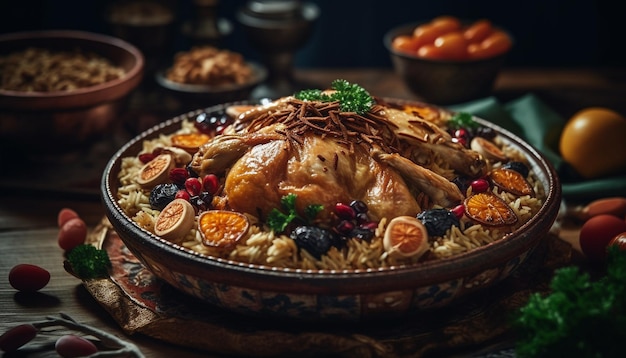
[334,203,355,220]
[169,167,189,185]
[451,204,465,219]
[185,177,202,196]
[335,220,355,234]
[360,221,379,230]
[202,174,220,195]
[138,153,156,164]
[175,189,191,201]
[350,200,368,213]
[454,128,468,139]
[470,178,490,193]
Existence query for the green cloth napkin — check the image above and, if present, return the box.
[448,94,626,202]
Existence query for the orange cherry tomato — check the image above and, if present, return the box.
[434,31,469,60]
[416,44,448,60]
[430,15,462,33]
[471,30,512,59]
[392,35,423,54]
[413,24,450,45]
[463,19,493,43]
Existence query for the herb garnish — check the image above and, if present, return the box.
[267,194,323,233]
[449,111,479,130]
[65,244,112,280]
[513,247,626,357]
[295,79,374,115]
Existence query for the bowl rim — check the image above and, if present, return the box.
[0,30,145,109]
[155,61,268,94]
[383,21,512,65]
[102,98,561,294]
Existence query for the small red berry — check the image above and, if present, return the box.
[175,189,191,201]
[202,174,220,195]
[184,177,202,196]
[138,152,156,164]
[169,167,189,185]
[336,220,355,234]
[451,204,465,219]
[334,203,356,220]
[470,178,490,193]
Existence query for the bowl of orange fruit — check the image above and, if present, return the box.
[384,16,513,104]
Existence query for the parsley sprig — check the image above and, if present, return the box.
[448,111,479,130]
[267,194,323,233]
[513,247,626,357]
[295,79,374,115]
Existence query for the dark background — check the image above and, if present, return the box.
[0,0,624,69]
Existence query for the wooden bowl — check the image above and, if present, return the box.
[101,98,561,321]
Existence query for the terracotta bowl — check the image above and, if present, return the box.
[0,30,144,152]
[101,98,561,321]
[383,22,512,105]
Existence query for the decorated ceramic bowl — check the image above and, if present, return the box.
[101,97,560,321]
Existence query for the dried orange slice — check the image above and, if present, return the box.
[171,133,211,154]
[383,216,430,259]
[136,153,174,188]
[464,192,518,226]
[489,168,534,196]
[199,210,250,248]
[155,199,195,243]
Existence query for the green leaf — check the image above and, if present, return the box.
[449,112,479,130]
[294,79,373,115]
[66,244,111,280]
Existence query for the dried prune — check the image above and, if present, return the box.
[290,226,338,259]
[149,183,180,210]
[502,161,529,177]
[416,208,460,237]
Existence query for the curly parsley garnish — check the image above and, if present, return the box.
[513,247,626,357]
[65,244,112,280]
[267,194,323,233]
[295,79,374,115]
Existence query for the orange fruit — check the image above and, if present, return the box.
[154,199,196,243]
[171,133,211,154]
[489,168,534,196]
[464,192,518,226]
[383,216,430,259]
[199,210,250,248]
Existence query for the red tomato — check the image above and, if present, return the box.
[9,264,51,292]
[57,208,79,228]
[416,44,447,60]
[58,217,87,251]
[579,215,626,262]
[430,15,461,33]
[463,19,493,43]
[392,35,423,54]
[434,31,469,60]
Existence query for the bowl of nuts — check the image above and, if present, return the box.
[156,46,267,112]
[0,30,144,152]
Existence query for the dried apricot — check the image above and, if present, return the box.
[155,198,196,243]
[464,192,518,226]
[383,216,430,259]
[171,133,211,154]
[199,210,250,248]
[489,168,534,196]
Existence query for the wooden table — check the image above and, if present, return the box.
[1,67,621,357]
